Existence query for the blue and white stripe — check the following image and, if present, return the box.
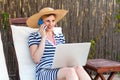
[28,31,65,80]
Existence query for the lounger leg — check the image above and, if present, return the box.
[84,67,94,80]
[107,72,116,80]
[94,73,106,80]
[94,74,100,80]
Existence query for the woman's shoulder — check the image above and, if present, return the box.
[29,31,41,38]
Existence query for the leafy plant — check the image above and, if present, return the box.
[115,0,120,61]
[2,12,9,31]
[115,0,120,32]
[89,15,112,59]
[89,0,120,59]
[89,39,96,59]
[110,1,120,75]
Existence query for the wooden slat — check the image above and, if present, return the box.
[9,18,28,25]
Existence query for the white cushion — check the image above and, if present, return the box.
[0,32,9,80]
[53,27,62,35]
[11,25,37,80]
[11,25,62,80]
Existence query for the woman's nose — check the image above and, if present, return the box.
[49,22,53,26]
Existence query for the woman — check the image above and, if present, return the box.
[26,7,91,80]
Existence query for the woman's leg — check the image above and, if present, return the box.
[57,67,79,80]
[74,66,91,80]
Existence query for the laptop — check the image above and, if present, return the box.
[52,42,91,68]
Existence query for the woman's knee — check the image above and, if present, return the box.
[57,67,78,79]
[74,66,85,71]
[65,68,76,76]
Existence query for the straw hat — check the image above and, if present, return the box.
[26,7,68,28]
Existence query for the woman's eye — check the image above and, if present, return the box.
[52,20,55,22]
[46,20,49,22]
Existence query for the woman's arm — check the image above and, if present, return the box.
[29,37,46,64]
[29,25,47,64]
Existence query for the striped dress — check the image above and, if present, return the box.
[28,31,65,80]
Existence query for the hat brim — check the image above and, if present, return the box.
[26,10,68,28]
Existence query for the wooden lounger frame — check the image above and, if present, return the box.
[9,18,28,80]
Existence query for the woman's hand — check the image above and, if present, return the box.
[38,24,47,38]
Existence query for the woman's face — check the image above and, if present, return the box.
[43,15,56,31]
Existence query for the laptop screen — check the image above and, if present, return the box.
[52,42,91,68]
